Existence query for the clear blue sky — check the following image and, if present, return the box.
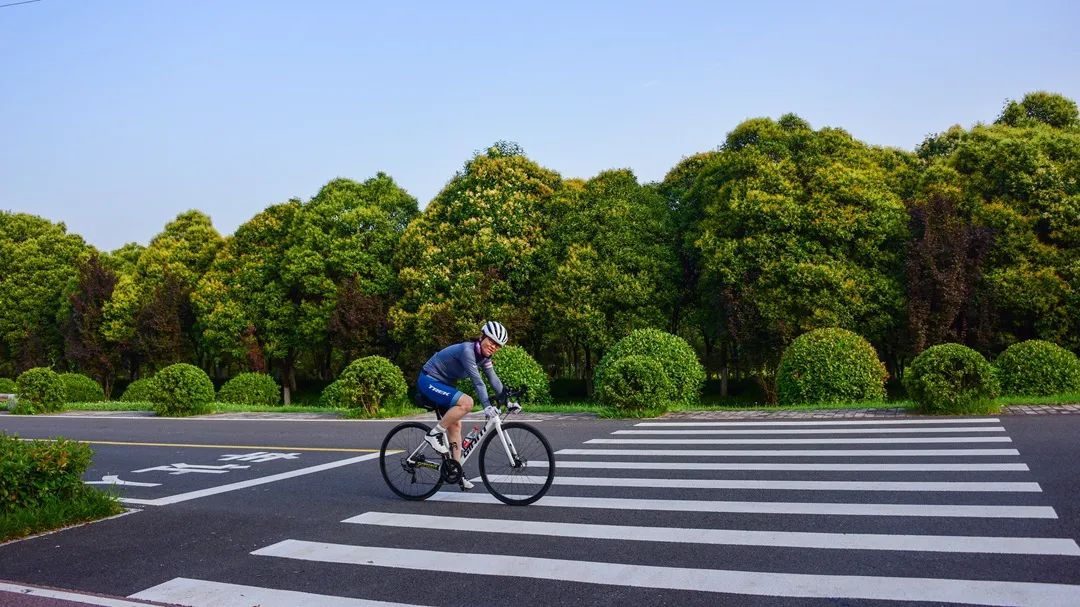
[3,0,1078,252]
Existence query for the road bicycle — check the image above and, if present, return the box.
[379,386,555,506]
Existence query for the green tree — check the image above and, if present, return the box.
[390,144,563,373]
[692,115,911,400]
[103,210,222,373]
[63,254,121,398]
[996,91,1079,129]
[919,93,1080,351]
[194,175,417,401]
[535,169,678,381]
[0,213,89,376]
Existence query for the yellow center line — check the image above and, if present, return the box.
[26,438,379,453]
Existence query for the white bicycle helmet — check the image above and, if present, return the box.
[481,320,509,346]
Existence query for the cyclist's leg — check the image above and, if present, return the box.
[440,393,474,462]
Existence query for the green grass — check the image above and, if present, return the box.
[32,392,1080,420]
[0,488,124,543]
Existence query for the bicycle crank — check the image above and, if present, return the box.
[440,459,463,484]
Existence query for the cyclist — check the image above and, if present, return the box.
[417,321,520,490]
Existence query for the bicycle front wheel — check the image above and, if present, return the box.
[478,422,555,505]
[380,422,444,500]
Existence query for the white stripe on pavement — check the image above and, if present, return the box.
[343,511,1080,556]
[426,491,1058,518]
[129,578,427,607]
[556,448,1021,457]
[0,582,156,607]
[542,461,1030,471]
[252,540,1080,606]
[485,475,1042,492]
[587,437,1013,445]
[635,419,1002,426]
[614,427,1007,435]
[118,453,381,506]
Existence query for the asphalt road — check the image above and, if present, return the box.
[1,412,1079,607]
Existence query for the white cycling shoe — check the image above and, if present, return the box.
[424,428,449,455]
[460,478,475,491]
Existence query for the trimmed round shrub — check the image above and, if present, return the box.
[59,373,105,403]
[593,329,705,406]
[777,328,888,406]
[120,377,160,402]
[14,367,65,415]
[319,379,346,408]
[903,344,999,414]
[217,372,281,406]
[0,378,16,393]
[335,356,408,415]
[152,363,215,417]
[994,340,1080,397]
[456,345,552,406]
[596,355,674,413]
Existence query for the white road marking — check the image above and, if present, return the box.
[587,437,1013,444]
[118,453,380,506]
[635,419,1002,427]
[543,461,1030,471]
[614,427,1007,435]
[484,474,1042,492]
[251,541,1080,606]
[426,491,1058,518]
[85,475,161,487]
[556,448,1021,457]
[129,577,428,607]
[344,511,1080,555]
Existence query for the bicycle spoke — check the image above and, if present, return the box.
[380,422,444,500]
[479,422,555,505]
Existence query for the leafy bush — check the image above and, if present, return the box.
[217,372,281,406]
[14,368,65,415]
[994,340,1080,397]
[0,378,16,393]
[151,363,215,416]
[0,433,93,511]
[776,328,888,405]
[903,344,999,414]
[593,329,705,406]
[456,345,552,406]
[59,373,105,403]
[319,379,345,408]
[595,355,675,413]
[335,356,408,415]
[119,377,160,402]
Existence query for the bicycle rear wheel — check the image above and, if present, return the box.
[478,422,555,505]
[380,422,444,500]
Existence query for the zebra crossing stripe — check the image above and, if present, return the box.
[484,475,1042,492]
[343,511,1080,555]
[635,419,1002,426]
[614,427,1007,435]
[426,491,1058,518]
[587,437,1013,444]
[556,448,1021,456]
[129,577,426,607]
[544,461,1030,471]
[251,540,1080,606]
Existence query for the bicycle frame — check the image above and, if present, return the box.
[405,408,522,472]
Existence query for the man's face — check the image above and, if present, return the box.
[480,336,502,357]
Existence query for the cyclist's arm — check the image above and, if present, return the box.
[463,345,494,408]
[482,361,504,403]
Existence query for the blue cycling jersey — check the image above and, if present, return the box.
[421,340,504,408]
